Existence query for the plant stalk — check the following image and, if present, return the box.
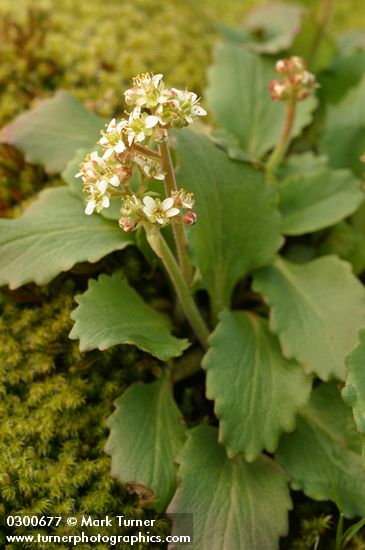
[133,143,162,160]
[308,0,335,68]
[159,141,193,284]
[158,233,209,349]
[266,99,296,175]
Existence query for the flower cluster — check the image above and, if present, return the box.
[118,189,196,233]
[268,57,318,102]
[77,73,205,222]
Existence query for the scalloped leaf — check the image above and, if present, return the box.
[105,376,186,512]
[244,3,304,54]
[343,330,365,464]
[203,310,311,461]
[70,273,189,360]
[253,256,365,381]
[167,426,292,550]
[277,156,363,235]
[0,187,132,289]
[276,383,365,518]
[0,91,104,173]
[320,74,365,176]
[175,127,283,316]
[206,42,317,160]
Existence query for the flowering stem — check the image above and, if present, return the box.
[133,143,162,160]
[266,99,296,175]
[308,0,335,68]
[158,233,209,349]
[159,141,193,284]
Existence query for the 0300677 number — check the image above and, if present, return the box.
[7,516,63,527]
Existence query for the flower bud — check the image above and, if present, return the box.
[182,211,197,225]
[118,216,135,232]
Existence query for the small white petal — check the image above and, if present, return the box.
[102,196,110,208]
[109,174,120,187]
[107,118,116,132]
[97,180,108,194]
[133,106,141,119]
[166,207,180,218]
[143,206,153,217]
[75,172,82,178]
[103,148,114,160]
[87,169,95,177]
[99,136,109,145]
[153,74,163,86]
[85,200,96,215]
[161,197,174,210]
[114,140,126,153]
[153,173,165,180]
[90,151,99,160]
[128,134,134,147]
[156,215,164,224]
[143,196,156,208]
[192,106,207,116]
[145,115,159,128]
[136,131,145,142]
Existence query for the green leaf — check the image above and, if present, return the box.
[105,376,186,512]
[276,383,365,518]
[290,12,335,72]
[320,74,365,177]
[206,43,317,160]
[175,127,283,315]
[0,187,132,289]
[203,310,311,461]
[0,91,104,173]
[343,330,365,463]
[253,256,365,381]
[319,222,365,275]
[277,155,363,235]
[319,50,365,104]
[244,3,305,54]
[70,273,189,360]
[168,426,291,550]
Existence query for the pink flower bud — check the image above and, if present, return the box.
[182,211,197,225]
[118,216,135,232]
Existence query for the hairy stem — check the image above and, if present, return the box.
[133,143,162,160]
[158,233,209,349]
[159,141,193,284]
[308,0,335,68]
[266,99,296,175]
[172,348,204,382]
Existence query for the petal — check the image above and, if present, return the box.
[161,197,174,210]
[156,215,164,224]
[99,136,109,146]
[143,206,153,217]
[90,150,100,160]
[192,106,207,116]
[97,180,108,194]
[85,200,96,215]
[103,148,114,160]
[109,174,120,187]
[86,169,95,177]
[153,74,163,87]
[102,196,110,208]
[145,115,159,128]
[75,172,82,178]
[153,173,165,180]
[143,196,156,208]
[166,207,180,218]
[114,140,126,153]
[107,118,116,132]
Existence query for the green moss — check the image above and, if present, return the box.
[0,271,172,549]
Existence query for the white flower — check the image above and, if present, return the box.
[133,155,165,180]
[85,199,96,215]
[142,196,180,225]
